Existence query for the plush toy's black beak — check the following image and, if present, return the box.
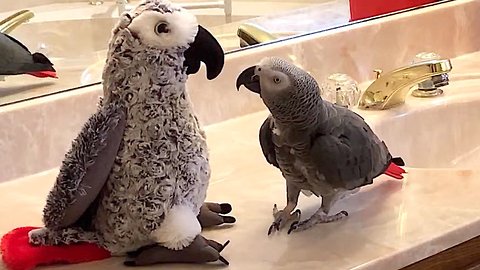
[184,25,224,80]
[236,66,260,94]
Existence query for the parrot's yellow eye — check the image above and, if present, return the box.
[155,22,170,34]
[273,77,281,84]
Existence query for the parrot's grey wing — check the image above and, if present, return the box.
[42,100,126,229]
[259,116,279,168]
[310,110,390,190]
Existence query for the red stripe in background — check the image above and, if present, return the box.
[349,0,436,21]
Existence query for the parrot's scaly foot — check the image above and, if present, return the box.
[124,235,230,266]
[288,210,349,234]
[198,202,236,228]
[268,204,301,235]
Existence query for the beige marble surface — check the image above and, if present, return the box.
[1,0,480,183]
[1,110,480,270]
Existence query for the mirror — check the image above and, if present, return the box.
[0,0,452,106]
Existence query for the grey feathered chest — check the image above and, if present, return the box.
[271,121,320,193]
[92,43,210,255]
[270,103,391,197]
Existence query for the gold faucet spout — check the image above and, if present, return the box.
[357,59,453,110]
[0,10,34,34]
[237,22,277,47]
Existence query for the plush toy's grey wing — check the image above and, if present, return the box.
[310,108,391,190]
[43,101,126,229]
[259,115,279,168]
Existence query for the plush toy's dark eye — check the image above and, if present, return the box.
[155,22,169,34]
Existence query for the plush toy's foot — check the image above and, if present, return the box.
[198,202,236,228]
[124,235,230,266]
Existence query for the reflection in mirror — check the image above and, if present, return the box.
[0,0,450,106]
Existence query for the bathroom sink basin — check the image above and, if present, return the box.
[356,77,480,169]
[4,2,253,62]
[9,18,115,61]
[0,4,252,103]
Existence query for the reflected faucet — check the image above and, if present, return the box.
[88,0,104,5]
[0,10,34,34]
[117,0,130,15]
[237,22,277,47]
[88,0,129,16]
[357,59,453,110]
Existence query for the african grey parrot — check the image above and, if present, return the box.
[0,32,57,78]
[236,57,406,234]
[27,0,235,266]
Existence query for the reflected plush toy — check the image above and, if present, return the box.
[1,0,235,269]
[0,32,57,79]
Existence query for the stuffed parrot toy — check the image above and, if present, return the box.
[1,0,236,269]
[0,32,57,79]
[235,57,406,235]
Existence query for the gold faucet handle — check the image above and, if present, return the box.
[373,69,383,79]
[0,10,34,34]
[237,23,277,47]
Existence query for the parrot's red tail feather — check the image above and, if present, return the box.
[1,227,111,270]
[27,71,58,78]
[384,162,406,179]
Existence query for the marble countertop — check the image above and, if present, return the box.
[1,109,480,270]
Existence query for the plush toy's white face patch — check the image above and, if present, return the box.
[127,9,198,49]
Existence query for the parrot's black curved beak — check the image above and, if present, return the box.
[236,66,261,94]
[184,25,224,80]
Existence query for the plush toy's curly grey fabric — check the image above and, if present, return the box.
[42,98,126,230]
[28,0,233,266]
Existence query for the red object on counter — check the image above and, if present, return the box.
[349,0,436,21]
[1,227,111,270]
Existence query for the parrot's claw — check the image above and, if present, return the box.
[267,223,278,235]
[287,210,349,234]
[268,205,301,235]
[287,221,299,234]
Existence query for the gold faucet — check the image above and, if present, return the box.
[89,1,105,5]
[357,59,453,110]
[0,10,34,34]
[237,22,277,47]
